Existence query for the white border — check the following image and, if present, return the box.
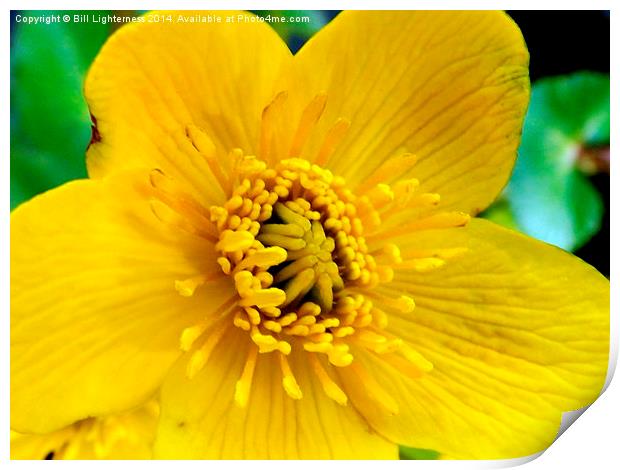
[2,2,617,468]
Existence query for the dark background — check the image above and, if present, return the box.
[507,11,610,276]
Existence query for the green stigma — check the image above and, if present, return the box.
[257,202,344,313]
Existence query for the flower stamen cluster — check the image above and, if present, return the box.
[149,95,470,410]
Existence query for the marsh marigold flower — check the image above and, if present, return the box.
[10,401,159,460]
[11,11,609,459]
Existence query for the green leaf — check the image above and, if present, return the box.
[10,10,112,209]
[399,446,440,460]
[489,72,608,251]
[479,198,518,231]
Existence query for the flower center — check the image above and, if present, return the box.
[151,93,470,409]
[259,202,343,312]
[211,157,389,371]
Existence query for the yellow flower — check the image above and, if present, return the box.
[10,401,158,460]
[11,11,609,460]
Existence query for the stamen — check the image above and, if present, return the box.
[185,124,231,194]
[315,118,350,166]
[279,353,303,400]
[349,361,399,415]
[186,319,230,379]
[373,243,402,264]
[260,91,288,162]
[233,246,287,273]
[237,287,286,308]
[378,193,441,224]
[310,354,348,405]
[235,345,259,407]
[180,296,236,351]
[378,352,429,379]
[366,293,415,313]
[399,343,434,373]
[216,230,255,252]
[251,326,291,354]
[327,342,354,367]
[365,184,394,208]
[150,170,215,228]
[289,93,328,157]
[150,199,217,242]
[367,212,470,241]
[357,152,419,191]
[390,178,420,206]
[175,271,223,297]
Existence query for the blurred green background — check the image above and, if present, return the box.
[10,10,610,459]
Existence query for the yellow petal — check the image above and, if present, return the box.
[11,401,159,460]
[339,218,609,459]
[291,11,529,215]
[155,327,397,459]
[11,171,232,433]
[10,429,74,460]
[85,10,293,206]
